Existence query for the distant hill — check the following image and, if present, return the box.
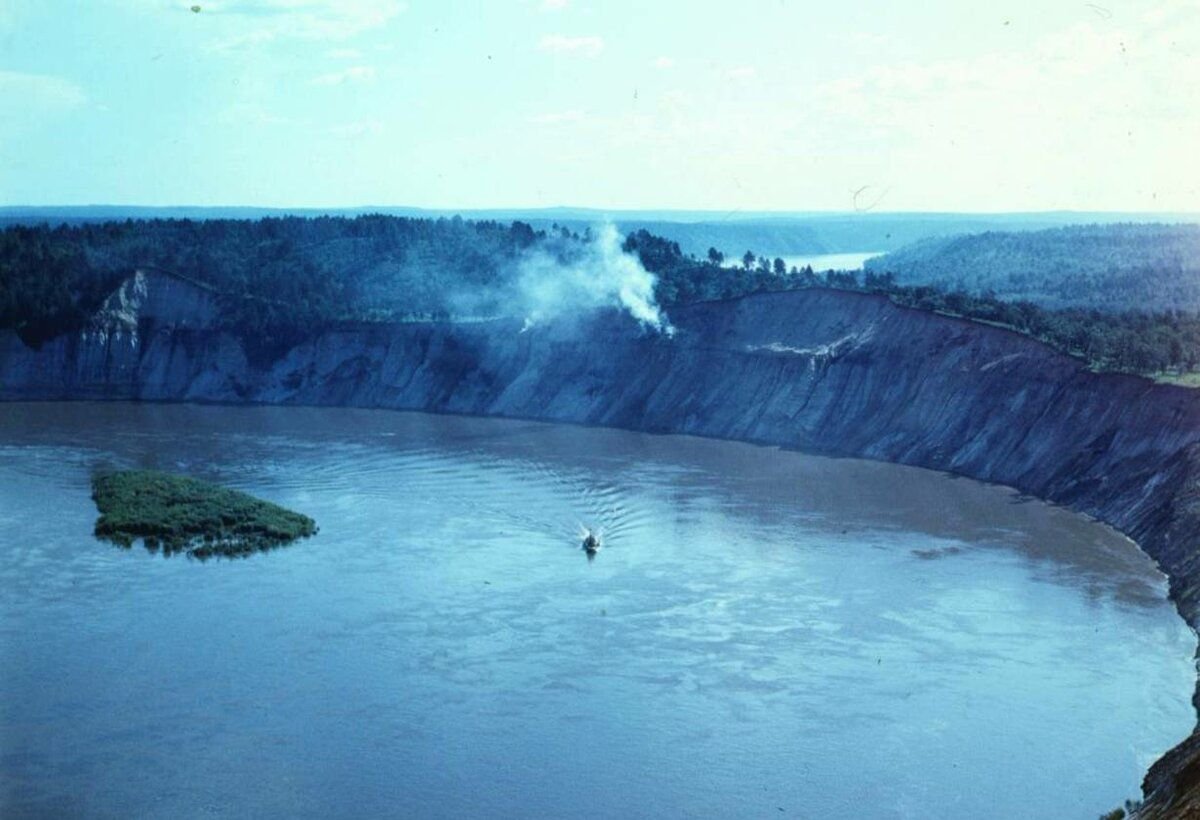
[865,223,1200,312]
[3,206,1196,259]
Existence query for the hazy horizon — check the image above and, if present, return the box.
[2,203,1198,219]
[2,0,1197,213]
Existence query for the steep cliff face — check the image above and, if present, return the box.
[3,271,1200,812]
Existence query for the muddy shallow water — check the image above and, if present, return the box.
[0,402,1193,819]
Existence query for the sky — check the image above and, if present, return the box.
[0,0,1197,212]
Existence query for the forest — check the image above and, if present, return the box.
[627,228,1200,379]
[1,215,1198,381]
[864,223,1200,312]
[0,215,554,352]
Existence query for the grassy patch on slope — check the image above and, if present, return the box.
[92,470,317,559]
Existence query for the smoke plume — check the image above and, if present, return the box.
[516,224,674,334]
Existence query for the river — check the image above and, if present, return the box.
[0,402,1192,819]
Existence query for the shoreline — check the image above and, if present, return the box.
[4,282,1200,811]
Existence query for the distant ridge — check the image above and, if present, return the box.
[3,204,1197,223]
[867,222,1200,311]
[2,205,1198,256]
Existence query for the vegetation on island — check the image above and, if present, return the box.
[2,214,1199,381]
[91,470,317,559]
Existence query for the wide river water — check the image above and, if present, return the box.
[0,402,1194,819]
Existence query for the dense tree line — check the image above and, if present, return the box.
[0,215,549,348]
[874,277,1200,375]
[3,216,1199,380]
[624,229,1200,379]
[864,223,1200,312]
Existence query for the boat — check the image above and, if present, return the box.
[582,530,601,554]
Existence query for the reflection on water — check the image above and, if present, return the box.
[0,402,1194,819]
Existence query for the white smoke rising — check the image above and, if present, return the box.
[516,223,674,334]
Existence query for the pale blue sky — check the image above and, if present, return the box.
[1,0,1196,211]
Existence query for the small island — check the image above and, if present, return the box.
[91,470,317,559]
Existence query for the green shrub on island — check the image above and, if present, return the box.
[91,470,317,559]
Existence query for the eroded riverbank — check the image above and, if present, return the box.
[4,278,1200,811]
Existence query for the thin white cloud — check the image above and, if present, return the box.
[805,0,1200,208]
[180,0,407,49]
[848,32,892,50]
[0,71,86,144]
[0,71,87,111]
[531,110,585,125]
[726,66,756,80]
[217,102,289,126]
[816,10,1197,122]
[538,34,604,57]
[653,56,674,69]
[327,47,363,59]
[540,0,569,10]
[312,65,376,86]
[329,119,383,137]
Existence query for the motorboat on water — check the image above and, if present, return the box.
[582,530,601,554]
